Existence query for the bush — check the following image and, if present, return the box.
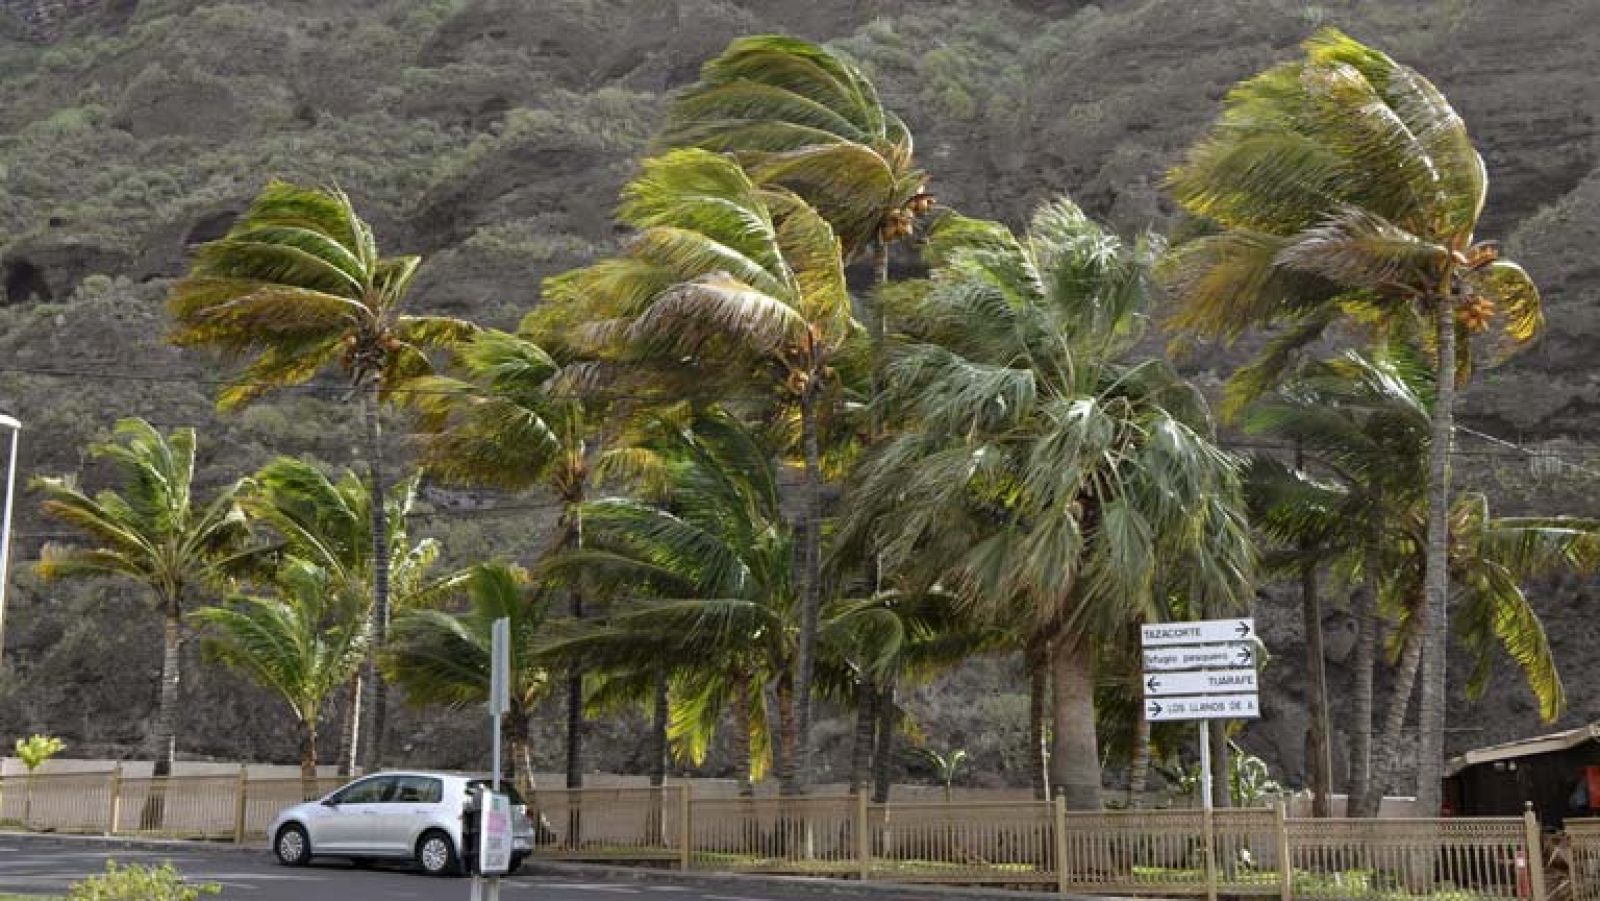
[66,862,219,901]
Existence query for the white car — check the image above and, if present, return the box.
[268,771,535,876]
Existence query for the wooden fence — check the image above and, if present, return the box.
[1570,820,1600,901]
[0,770,1551,899]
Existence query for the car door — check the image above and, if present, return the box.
[316,776,396,853]
[381,775,445,853]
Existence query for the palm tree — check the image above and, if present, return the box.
[239,456,450,774]
[401,327,596,791]
[842,200,1255,810]
[192,558,368,791]
[384,562,554,800]
[167,179,476,769]
[32,419,251,780]
[657,34,930,272]
[538,408,795,795]
[1245,349,1600,813]
[1165,28,1543,811]
[538,149,855,794]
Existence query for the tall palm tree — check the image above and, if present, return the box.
[384,562,554,800]
[167,180,475,769]
[239,456,449,774]
[657,34,930,272]
[33,419,251,780]
[538,149,855,794]
[1245,350,1600,813]
[1165,28,1543,811]
[192,558,368,790]
[402,327,596,790]
[842,200,1255,810]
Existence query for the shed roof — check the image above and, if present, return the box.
[1445,723,1600,778]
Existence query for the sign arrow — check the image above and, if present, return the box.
[1235,621,1252,639]
[1236,646,1254,666]
[1147,700,1164,718]
[1146,675,1161,693]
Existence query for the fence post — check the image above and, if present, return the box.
[232,766,248,845]
[1524,802,1546,901]
[678,783,692,871]
[106,765,122,836]
[1275,798,1292,901]
[856,791,871,881]
[1202,806,1219,901]
[1053,794,1068,895]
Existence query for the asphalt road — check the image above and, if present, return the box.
[0,839,908,901]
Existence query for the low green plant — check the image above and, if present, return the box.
[15,734,64,772]
[66,862,219,901]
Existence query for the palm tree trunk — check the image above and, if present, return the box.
[299,721,319,795]
[150,602,182,777]
[338,671,361,777]
[775,671,799,796]
[1413,294,1457,817]
[1049,634,1101,811]
[142,601,183,829]
[1357,603,1426,818]
[731,670,755,798]
[850,681,876,795]
[507,702,535,801]
[790,392,823,796]
[649,670,669,788]
[565,587,584,790]
[871,683,895,804]
[1303,559,1333,816]
[1128,672,1152,808]
[359,393,391,771]
[1346,535,1381,814]
[1028,646,1049,801]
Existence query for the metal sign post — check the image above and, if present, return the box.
[0,415,19,666]
[472,617,512,901]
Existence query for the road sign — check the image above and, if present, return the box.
[1144,669,1258,697]
[478,786,513,875]
[1142,642,1255,672]
[489,617,510,717]
[1145,694,1259,721]
[1140,618,1254,647]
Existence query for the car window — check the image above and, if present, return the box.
[392,775,443,804]
[332,776,395,805]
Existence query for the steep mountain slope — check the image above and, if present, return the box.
[2,0,1598,790]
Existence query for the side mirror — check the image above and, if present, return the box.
[321,798,339,808]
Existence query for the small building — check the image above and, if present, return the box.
[1445,723,1600,829]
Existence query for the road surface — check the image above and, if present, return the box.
[0,838,971,901]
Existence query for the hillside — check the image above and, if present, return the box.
[2,0,1599,792]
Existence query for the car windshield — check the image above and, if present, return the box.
[466,779,525,806]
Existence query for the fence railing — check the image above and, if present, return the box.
[0,770,1552,899]
[1570,820,1600,901]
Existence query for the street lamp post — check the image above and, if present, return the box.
[0,414,19,666]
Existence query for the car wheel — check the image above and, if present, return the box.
[507,853,526,874]
[416,830,461,877]
[275,824,311,867]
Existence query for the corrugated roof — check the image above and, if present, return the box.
[1445,723,1600,778]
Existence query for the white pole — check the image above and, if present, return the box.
[1199,720,1214,812]
[0,416,19,667]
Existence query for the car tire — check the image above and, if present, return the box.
[275,824,311,867]
[507,853,526,874]
[416,830,462,877]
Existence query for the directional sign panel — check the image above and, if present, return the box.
[1142,642,1256,672]
[1141,618,1254,647]
[1144,669,1258,697]
[1145,694,1259,722]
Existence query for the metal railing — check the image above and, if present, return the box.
[1569,820,1600,901]
[0,770,1553,899]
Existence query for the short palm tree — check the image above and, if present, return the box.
[539,149,855,794]
[384,562,554,800]
[239,456,451,774]
[1246,350,1600,813]
[192,558,368,790]
[1165,28,1543,809]
[539,409,795,795]
[402,327,596,790]
[168,180,475,769]
[842,199,1255,810]
[32,418,251,779]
